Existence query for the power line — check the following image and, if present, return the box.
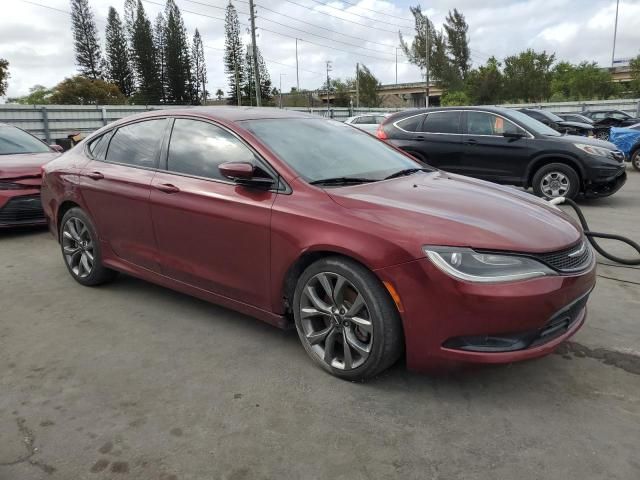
[307,0,413,30]
[182,0,401,57]
[281,0,407,35]
[326,0,414,23]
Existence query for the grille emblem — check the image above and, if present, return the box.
[568,241,586,258]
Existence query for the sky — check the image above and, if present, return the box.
[0,0,639,99]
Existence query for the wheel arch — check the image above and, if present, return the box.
[525,155,585,188]
[56,200,82,239]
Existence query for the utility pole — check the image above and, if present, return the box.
[279,73,286,108]
[425,22,430,108]
[395,47,399,85]
[248,0,261,106]
[611,0,620,67]
[325,61,332,113]
[235,57,241,106]
[355,62,360,108]
[295,38,300,92]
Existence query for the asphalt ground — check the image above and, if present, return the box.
[1,166,639,480]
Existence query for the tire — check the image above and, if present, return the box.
[532,163,580,200]
[595,130,609,141]
[632,150,640,172]
[292,256,404,381]
[60,207,117,286]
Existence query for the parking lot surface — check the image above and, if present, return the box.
[1,168,639,480]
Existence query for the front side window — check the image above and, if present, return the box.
[0,125,50,155]
[420,111,461,134]
[87,132,112,161]
[467,112,524,136]
[611,111,630,120]
[592,112,606,120]
[167,119,257,181]
[106,119,167,168]
[241,118,419,183]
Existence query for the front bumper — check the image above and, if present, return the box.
[585,168,626,198]
[375,256,596,372]
[0,191,46,228]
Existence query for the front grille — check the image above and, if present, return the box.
[530,240,593,273]
[0,194,45,225]
[610,150,625,163]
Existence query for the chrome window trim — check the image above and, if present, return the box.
[393,109,535,139]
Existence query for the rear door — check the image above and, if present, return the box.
[460,111,532,184]
[149,118,277,310]
[413,110,463,172]
[79,118,169,271]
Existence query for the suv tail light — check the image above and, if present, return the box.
[376,125,388,140]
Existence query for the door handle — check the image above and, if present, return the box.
[415,135,426,141]
[154,183,180,194]
[465,138,478,145]
[86,171,104,180]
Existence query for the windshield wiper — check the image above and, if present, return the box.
[384,168,430,180]
[309,176,378,186]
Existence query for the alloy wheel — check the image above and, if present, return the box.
[596,131,609,141]
[299,272,373,370]
[541,171,570,198]
[62,217,95,278]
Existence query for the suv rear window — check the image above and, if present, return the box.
[395,114,424,132]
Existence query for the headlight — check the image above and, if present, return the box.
[423,246,556,283]
[574,143,612,157]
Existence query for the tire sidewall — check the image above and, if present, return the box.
[533,163,580,200]
[60,208,108,286]
[292,257,402,381]
[632,151,640,171]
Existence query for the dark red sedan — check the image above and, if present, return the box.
[1,123,61,228]
[41,108,596,380]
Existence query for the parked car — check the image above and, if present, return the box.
[583,110,640,140]
[344,114,387,133]
[609,127,640,171]
[41,107,596,380]
[517,108,593,136]
[378,106,626,200]
[0,123,61,228]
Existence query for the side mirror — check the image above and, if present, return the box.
[503,131,525,139]
[50,144,64,153]
[218,161,274,189]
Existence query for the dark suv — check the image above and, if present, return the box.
[583,109,640,140]
[377,106,626,199]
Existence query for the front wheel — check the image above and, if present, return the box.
[595,130,609,141]
[532,163,580,200]
[632,150,640,171]
[293,257,404,381]
[60,208,117,286]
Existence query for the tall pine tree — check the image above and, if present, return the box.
[70,0,103,79]
[256,47,272,103]
[164,0,193,104]
[224,1,244,106]
[131,0,161,103]
[444,9,471,81]
[192,29,207,104]
[154,13,168,103]
[105,7,134,97]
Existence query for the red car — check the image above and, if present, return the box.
[41,108,596,380]
[1,123,61,228]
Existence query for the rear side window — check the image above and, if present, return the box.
[420,111,461,134]
[105,119,167,168]
[167,119,257,181]
[395,114,424,132]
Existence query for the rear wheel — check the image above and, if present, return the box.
[60,208,117,286]
[293,256,403,381]
[532,163,580,200]
[632,150,640,171]
[595,130,609,141]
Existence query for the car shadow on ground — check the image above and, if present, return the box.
[0,225,48,239]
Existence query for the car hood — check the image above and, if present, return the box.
[546,134,617,150]
[557,120,593,130]
[0,152,59,180]
[327,171,582,254]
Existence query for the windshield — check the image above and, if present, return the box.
[241,118,420,183]
[507,110,561,136]
[0,126,51,155]
[539,110,564,122]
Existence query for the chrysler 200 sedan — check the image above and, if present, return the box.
[41,108,596,380]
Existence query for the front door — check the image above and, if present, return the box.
[79,118,169,271]
[149,118,276,310]
[460,111,531,184]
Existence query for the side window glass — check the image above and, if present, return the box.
[105,119,166,168]
[420,111,461,134]
[167,119,259,181]
[88,132,111,161]
[395,114,425,132]
[467,112,525,136]
[593,112,605,120]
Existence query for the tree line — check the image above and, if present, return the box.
[402,6,640,106]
